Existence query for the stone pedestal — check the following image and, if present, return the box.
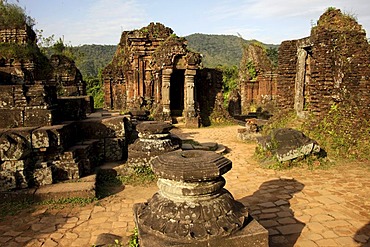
[127,121,180,167]
[134,150,268,247]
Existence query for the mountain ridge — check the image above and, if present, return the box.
[71,33,279,78]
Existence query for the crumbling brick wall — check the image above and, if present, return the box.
[276,40,298,110]
[239,43,277,114]
[277,9,370,117]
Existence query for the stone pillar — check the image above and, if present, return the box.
[184,69,198,127]
[161,68,172,116]
[134,150,268,247]
[294,48,307,116]
[184,69,196,116]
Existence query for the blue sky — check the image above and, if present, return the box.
[9,0,370,46]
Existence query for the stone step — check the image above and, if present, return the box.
[34,180,96,201]
[0,178,96,202]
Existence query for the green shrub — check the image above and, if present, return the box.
[128,228,139,247]
[303,103,370,160]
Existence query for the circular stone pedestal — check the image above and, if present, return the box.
[127,121,180,167]
[133,150,268,247]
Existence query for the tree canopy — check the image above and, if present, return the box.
[0,1,35,29]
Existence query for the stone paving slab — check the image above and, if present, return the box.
[0,125,369,246]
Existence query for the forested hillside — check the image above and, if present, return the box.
[70,34,279,78]
[186,34,244,67]
[71,44,116,78]
[186,33,279,68]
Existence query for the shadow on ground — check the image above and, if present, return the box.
[355,221,370,246]
[238,178,305,247]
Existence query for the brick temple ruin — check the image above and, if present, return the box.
[103,23,230,127]
[0,24,127,191]
[277,9,370,118]
[237,43,277,115]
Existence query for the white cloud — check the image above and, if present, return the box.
[207,0,370,44]
[46,0,148,45]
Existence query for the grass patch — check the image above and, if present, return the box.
[302,103,370,161]
[128,228,139,247]
[0,196,97,218]
[118,165,156,186]
[0,198,35,218]
[260,110,300,135]
[95,165,156,199]
[40,197,97,208]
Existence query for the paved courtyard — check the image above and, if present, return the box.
[0,125,369,246]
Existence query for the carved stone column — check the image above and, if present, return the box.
[184,70,196,116]
[134,150,268,247]
[161,68,172,116]
[184,69,198,127]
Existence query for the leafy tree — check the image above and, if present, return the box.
[52,38,66,54]
[219,65,239,106]
[86,70,104,108]
[266,47,278,68]
[0,1,35,29]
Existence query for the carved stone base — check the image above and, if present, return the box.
[133,205,268,247]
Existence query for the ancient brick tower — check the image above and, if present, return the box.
[277,9,370,118]
[103,23,201,126]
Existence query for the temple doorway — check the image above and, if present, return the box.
[170,69,185,116]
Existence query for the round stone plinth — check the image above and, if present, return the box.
[136,121,173,136]
[150,150,232,182]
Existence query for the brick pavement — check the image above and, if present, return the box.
[0,125,369,246]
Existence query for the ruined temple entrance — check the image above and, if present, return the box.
[170,69,185,116]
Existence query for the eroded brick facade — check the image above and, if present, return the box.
[277,9,370,118]
[238,43,277,115]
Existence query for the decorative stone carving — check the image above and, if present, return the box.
[134,150,268,246]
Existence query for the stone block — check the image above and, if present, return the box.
[34,180,95,201]
[0,169,28,191]
[51,160,82,181]
[104,138,124,162]
[60,149,77,161]
[0,171,16,191]
[33,162,53,186]
[0,109,24,128]
[77,139,104,168]
[24,108,55,127]
[0,159,30,172]
[31,123,77,149]
[25,84,55,107]
[57,97,87,121]
[64,144,94,175]
[0,85,14,108]
[0,131,32,161]
[77,116,127,139]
